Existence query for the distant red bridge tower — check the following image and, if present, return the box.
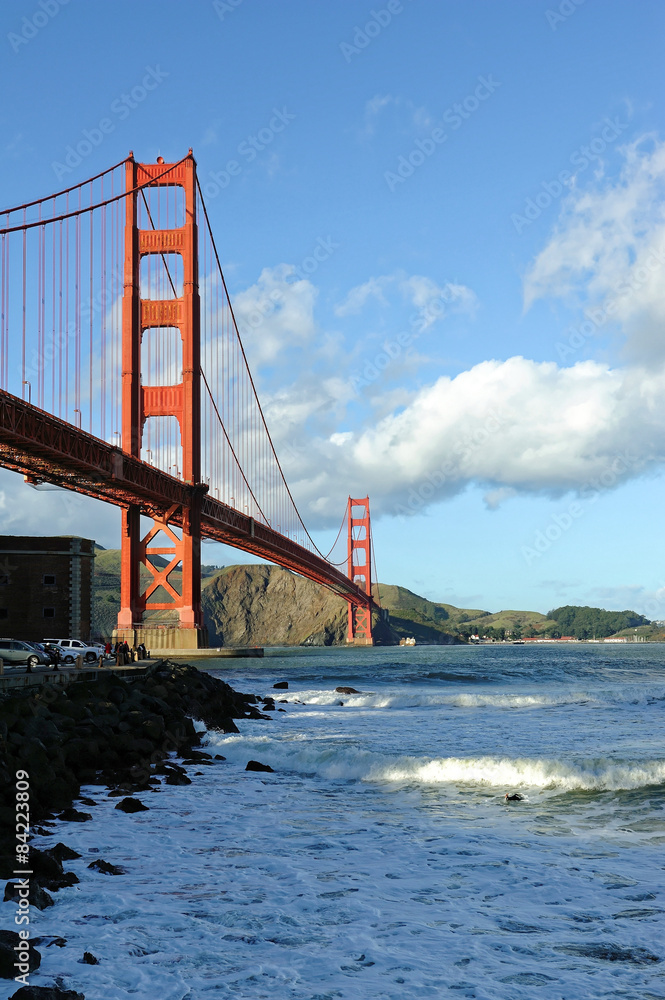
[347,497,374,645]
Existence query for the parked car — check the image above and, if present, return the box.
[0,639,50,669]
[26,641,58,665]
[42,638,105,664]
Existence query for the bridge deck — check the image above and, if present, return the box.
[0,389,375,609]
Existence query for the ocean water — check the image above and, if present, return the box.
[7,644,665,999]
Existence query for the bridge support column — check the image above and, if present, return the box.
[118,505,141,629]
[346,496,374,646]
[117,151,206,647]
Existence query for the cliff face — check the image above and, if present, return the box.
[93,553,463,646]
[202,564,349,647]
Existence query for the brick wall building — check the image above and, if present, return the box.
[0,536,94,642]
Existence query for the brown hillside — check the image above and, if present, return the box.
[202,564,349,646]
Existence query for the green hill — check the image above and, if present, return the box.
[372,585,551,640]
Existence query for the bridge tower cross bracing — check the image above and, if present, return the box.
[346,496,374,645]
[117,152,207,648]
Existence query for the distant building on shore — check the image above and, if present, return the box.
[0,535,94,641]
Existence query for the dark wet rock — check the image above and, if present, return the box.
[335,686,360,694]
[27,848,78,891]
[216,717,239,733]
[47,843,81,863]
[9,988,85,999]
[4,881,54,910]
[78,797,96,807]
[246,760,274,773]
[165,772,192,786]
[181,749,212,761]
[0,930,40,978]
[33,937,66,949]
[59,808,92,823]
[505,793,524,802]
[278,708,286,712]
[81,951,99,965]
[278,699,288,703]
[214,754,226,760]
[0,660,266,866]
[273,681,288,689]
[262,698,276,711]
[153,761,186,775]
[114,797,148,813]
[88,859,126,876]
[556,942,660,964]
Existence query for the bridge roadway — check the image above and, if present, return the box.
[0,389,374,609]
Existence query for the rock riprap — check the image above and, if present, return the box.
[0,661,269,879]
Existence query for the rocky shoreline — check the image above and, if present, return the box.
[0,661,273,1000]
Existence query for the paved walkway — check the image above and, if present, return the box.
[0,660,156,692]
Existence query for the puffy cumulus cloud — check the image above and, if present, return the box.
[286,357,665,525]
[257,373,365,495]
[524,136,665,360]
[231,265,317,366]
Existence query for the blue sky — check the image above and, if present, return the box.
[2,0,665,617]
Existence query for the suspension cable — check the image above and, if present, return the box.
[195,177,335,561]
[0,156,129,215]
[0,156,190,235]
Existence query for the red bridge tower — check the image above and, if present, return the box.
[347,496,374,645]
[116,152,207,649]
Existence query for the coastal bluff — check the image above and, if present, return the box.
[94,553,463,646]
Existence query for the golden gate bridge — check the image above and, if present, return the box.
[0,151,378,647]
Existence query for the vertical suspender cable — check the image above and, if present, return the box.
[21,213,26,397]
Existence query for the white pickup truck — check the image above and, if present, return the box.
[43,638,106,664]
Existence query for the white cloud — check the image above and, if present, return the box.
[335,275,392,316]
[335,271,477,329]
[285,356,665,523]
[0,471,121,546]
[231,265,317,366]
[524,135,665,360]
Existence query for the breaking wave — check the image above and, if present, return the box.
[286,687,665,711]
[207,731,665,793]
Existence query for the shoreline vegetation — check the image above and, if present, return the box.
[0,661,274,1000]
